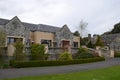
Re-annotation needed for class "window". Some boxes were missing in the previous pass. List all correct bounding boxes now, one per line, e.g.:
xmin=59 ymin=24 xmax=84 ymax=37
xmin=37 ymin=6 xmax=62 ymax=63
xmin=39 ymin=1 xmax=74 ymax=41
xmin=53 ymin=42 xmax=57 ymax=47
xmin=41 ymin=39 xmax=52 ymax=47
xmin=73 ymin=42 xmax=78 ymax=48
xmin=7 ymin=37 xmax=14 ymax=44
xmin=7 ymin=37 xmax=23 ymax=44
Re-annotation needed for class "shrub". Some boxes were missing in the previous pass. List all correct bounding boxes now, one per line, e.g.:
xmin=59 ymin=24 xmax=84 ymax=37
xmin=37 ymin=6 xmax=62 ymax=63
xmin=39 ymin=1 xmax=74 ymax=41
xmin=95 ymin=35 xmax=104 ymax=47
xmin=10 ymin=57 xmax=105 ymax=68
xmin=75 ymin=47 xmax=94 ymax=59
xmin=59 ymin=51 xmax=73 ymax=60
xmin=114 ymin=52 xmax=120 ymax=57
xmin=13 ymin=39 xmax=26 ymax=61
xmin=30 ymin=44 xmax=45 ymax=60
xmin=2 ymin=63 xmax=9 ymax=69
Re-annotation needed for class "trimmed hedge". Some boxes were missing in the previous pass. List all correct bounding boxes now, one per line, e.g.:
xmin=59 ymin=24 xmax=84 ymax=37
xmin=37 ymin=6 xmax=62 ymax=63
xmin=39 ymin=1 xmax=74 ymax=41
xmin=10 ymin=57 xmax=105 ymax=68
xmin=115 ymin=54 xmax=120 ymax=57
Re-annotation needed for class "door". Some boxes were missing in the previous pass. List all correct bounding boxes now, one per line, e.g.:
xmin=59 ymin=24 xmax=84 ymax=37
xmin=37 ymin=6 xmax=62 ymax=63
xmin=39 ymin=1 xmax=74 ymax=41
xmin=62 ymin=40 xmax=70 ymax=48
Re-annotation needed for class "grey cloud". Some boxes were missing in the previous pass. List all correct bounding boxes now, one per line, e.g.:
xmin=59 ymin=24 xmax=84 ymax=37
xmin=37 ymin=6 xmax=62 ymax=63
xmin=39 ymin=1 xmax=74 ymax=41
xmin=0 ymin=0 xmax=120 ymax=36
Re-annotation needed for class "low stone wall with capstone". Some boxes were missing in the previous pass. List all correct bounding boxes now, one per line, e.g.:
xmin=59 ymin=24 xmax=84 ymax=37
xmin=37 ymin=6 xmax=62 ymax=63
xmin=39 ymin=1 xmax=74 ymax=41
xmin=48 ymin=47 xmax=79 ymax=60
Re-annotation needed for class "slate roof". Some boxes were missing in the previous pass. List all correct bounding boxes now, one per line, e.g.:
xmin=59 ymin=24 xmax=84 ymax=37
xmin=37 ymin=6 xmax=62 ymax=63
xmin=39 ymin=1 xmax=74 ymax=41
xmin=101 ymin=33 xmax=120 ymax=45
xmin=23 ymin=22 xmax=38 ymax=31
xmin=0 ymin=18 xmax=61 ymax=33
xmin=38 ymin=24 xmax=60 ymax=33
xmin=0 ymin=18 xmax=9 ymax=25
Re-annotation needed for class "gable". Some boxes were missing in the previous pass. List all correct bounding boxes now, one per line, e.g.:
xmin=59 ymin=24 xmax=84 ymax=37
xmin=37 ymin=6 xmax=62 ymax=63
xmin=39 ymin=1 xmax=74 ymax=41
xmin=59 ymin=24 xmax=73 ymax=39
xmin=5 ymin=16 xmax=26 ymax=36
xmin=60 ymin=24 xmax=71 ymax=33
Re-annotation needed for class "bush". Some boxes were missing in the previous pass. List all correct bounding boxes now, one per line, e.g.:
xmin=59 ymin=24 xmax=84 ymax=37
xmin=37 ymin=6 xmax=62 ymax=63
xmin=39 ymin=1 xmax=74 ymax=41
xmin=75 ymin=47 xmax=94 ymax=59
xmin=2 ymin=63 xmax=9 ymax=69
xmin=59 ymin=51 xmax=72 ymax=60
xmin=13 ymin=39 xmax=26 ymax=61
xmin=30 ymin=44 xmax=45 ymax=60
xmin=114 ymin=52 xmax=120 ymax=57
xmin=10 ymin=57 xmax=105 ymax=68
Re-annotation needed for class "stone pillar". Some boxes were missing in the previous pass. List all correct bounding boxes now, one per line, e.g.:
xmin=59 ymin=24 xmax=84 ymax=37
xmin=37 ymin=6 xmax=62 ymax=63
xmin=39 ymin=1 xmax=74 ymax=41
xmin=44 ymin=44 xmax=48 ymax=54
xmin=96 ymin=46 xmax=102 ymax=57
xmin=110 ymin=49 xmax=114 ymax=58
xmin=7 ymin=44 xmax=15 ymax=57
xmin=98 ymin=50 xmax=102 ymax=57
xmin=96 ymin=46 xmax=100 ymax=50
xmin=68 ymin=45 xmax=71 ymax=53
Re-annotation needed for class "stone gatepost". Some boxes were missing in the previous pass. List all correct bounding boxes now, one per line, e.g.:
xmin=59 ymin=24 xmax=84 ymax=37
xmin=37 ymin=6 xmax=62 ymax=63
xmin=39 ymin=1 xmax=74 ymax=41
xmin=44 ymin=44 xmax=48 ymax=54
xmin=7 ymin=44 xmax=15 ymax=57
xmin=110 ymin=49 xmax=114 ymax=58
xmin=96 ymin=46 xmax=102 ymax=57
xmin=98 ymin=50 xmax=102 ymax=57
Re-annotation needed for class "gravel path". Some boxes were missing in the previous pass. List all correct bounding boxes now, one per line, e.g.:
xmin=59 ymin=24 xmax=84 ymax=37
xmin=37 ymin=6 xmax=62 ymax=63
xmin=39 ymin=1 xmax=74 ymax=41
xmin=0 ymin=58 xmax=120 ymax=79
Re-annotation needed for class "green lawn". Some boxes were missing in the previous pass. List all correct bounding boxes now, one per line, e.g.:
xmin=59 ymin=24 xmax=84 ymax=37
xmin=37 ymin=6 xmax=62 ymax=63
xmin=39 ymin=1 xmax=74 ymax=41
xmin=5 ymin=65 xmax=120 ymax=80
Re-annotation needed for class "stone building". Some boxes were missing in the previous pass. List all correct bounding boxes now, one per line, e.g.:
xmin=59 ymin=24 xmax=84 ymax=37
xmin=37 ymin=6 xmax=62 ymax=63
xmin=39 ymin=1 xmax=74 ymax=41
xmin=101 ymin=33 xmax=120 ymax=51
xmin=0 ymin=16 xmax=80 ymax=58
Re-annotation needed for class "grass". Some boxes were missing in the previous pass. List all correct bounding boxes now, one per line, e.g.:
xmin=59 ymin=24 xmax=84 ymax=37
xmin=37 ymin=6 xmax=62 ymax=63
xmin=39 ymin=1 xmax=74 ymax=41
xmin=5 ymin=65 xmax=120 ymax=80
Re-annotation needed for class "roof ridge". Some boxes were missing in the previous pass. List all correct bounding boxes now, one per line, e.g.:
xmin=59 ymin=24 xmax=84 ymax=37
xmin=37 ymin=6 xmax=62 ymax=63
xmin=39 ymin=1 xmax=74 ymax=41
xmin=0 ymin=17 xmax=61 ymax=33
xmin=38 ymin=24 xmax=61 ymax=28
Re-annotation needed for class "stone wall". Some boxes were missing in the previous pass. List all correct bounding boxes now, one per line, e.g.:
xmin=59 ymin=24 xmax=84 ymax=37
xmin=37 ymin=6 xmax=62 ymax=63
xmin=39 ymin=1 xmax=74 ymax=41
xmin=48 ymin=47 xmax=78 ymax=60
xmin=100 ymin=33 xmax=120 ymax=52
xmin=55 ymin=25 xmax=74 ymax=47
xmin=49 ymin=48 xmax=78 ymax=54
xmin=101 ymin=33 xmax=120 ymax=45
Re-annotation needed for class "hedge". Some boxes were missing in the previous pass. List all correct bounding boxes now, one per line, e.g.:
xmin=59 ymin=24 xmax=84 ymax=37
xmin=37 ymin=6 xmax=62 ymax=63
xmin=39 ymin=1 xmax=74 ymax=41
xmin=115 ymin=54 xmax=120 ymax=57
xmin=10 ymin=57 xmax=105 ymax=68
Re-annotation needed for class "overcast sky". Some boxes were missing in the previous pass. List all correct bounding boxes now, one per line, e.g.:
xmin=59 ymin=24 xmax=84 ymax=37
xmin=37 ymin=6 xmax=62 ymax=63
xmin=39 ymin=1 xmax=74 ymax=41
xmin=0 ymin=0 xmax=120 ymax=36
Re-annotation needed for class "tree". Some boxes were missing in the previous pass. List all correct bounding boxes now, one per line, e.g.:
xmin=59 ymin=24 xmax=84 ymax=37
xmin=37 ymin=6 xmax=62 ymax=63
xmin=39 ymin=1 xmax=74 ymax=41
xmin=59 ymin=51 xmax=72 ymax=60
xmin=0 ymin=28 xmax=6 ymax=63
xmin=73 ymin=31 xmax=80 ymax=36
xmin=30 ymin=44 xmax=45 ymax=60
xmin=13 ymin=39 xmax=26 ymax=61
xmin=95 ymin=35 xmax=104 ymax=47
xmin=78 ymin=20 xmax=88 ymax=37
xmin=80 ymin=37 xmax=89 ymax=46
xmin=87 ymin=41 xmax=94 ymax=48
xmin=111 ymin=22 xmax=120 ymax=34
xmin=0 ymin=28 xmax=6 ymax=47
xmin=103 ymin=22 xmax=120 ymax=35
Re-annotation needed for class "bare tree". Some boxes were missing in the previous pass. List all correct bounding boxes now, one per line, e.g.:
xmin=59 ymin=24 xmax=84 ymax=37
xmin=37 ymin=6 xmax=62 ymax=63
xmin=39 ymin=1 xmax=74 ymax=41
xmin=78 ymin=20 xmax=88 ymax=37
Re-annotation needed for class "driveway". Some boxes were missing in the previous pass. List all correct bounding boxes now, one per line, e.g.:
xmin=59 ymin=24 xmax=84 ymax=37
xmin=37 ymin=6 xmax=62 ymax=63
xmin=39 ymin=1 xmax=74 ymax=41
xmin=0 ymin=58 xmax=120 ymax=79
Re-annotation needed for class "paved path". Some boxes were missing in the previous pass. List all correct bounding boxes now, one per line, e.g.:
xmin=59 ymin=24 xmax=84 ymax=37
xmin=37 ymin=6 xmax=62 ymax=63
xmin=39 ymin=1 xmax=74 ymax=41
xmin=0 ymin=58 xmax=120 ymax=79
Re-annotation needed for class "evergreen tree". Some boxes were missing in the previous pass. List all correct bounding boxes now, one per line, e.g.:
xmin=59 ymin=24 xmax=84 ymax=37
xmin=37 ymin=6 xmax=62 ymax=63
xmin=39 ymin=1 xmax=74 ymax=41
xmin=80 ymin=37 xmax=89 ymax=46
xmin=73 ymin=31 xmax=80 ymax=36
xmin=95 ymin=35 xmax=104 ymax=47
xmin=87 ymin=41 xmax=94 ymax=48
